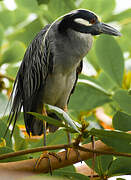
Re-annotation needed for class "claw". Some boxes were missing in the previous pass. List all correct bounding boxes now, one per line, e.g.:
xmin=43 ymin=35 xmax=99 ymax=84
xmin=34 ymin=151 xmax=61 ymax=175
xmin=65 ymin=147 xmax=82 ymax=163
xmin=74 ymin=148 xmax=82 ymax=163
xmin=65 ymin=147 xmax=70 ymax=160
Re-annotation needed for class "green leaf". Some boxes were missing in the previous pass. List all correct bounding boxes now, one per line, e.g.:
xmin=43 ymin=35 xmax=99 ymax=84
xmin=86 ymin=40 xmax=100 ymax=71
xmin=37 ymin=0 xmax=49 ymax=5
xmin=78 ymin=79 xmax=112 ymax=96
xmin=90 ymin=128 xmax=131 ymax=153
xmin=108 ymin=157 xmax=131 ymax=176
xmin=12 ymin=8 xmax=29 ymax=26
xmin=0 ymin=10 xmax=14 ymax=29
xmin=54 ymin=165 xmax=76 ymax=173
xmin=69 ymin=82 xmax=111 ymax=112
xmin=30 ymin=129 xmax=69 ymax=151
xmin=112 ymin=89 xmax=131 ymax=115
xmin=6 ymin=64 xmax=18 ymax=78
xmin=79 ymin=74 xmax=115 ymax=95
xmin=0 ymin=24 xmax=4 ymax=47
xmin=14 ymin=112 xmax=24 ymax=126
xmin=0 ymin=93 xmax=8 ymax=116
xmin=107 ymin=8 xmax=131 ymax=22
xmin=8 ymin=19 xmax=43 ymax=46
xmin=47 ymin=0 xmax=76 ymax=20
xmin=46 ymin=105 xmax=80 ymax=133
xmin=53 ymin=171 xmax=90 ymax=180
xmin=0 ymin=147 xmax=13 ymax=155
xmin=0 ymin=119 xmax=12 ymax=148
xmin=0 ymin=147 xmax=29 ymax=162
xmin=13 ymin=125 xmax=28 ymax=151
xmin=85 ymin=155 xmax=113 ymax=176
xmin=118 ymin=23 xmax=131 ymax=52
xmin=113 ymin=111 xmax=131 ymax=131
xmin=95 ymin=35 xmax=124 ymax=87
xmin=15 ymin=0 xmax=39 ymax=12
xmin=0 ymin=147 xmax=14 ymax=162
xmin=97 ymin=71 xmax=117 ymax=90
xmin=29 ymin=112 xmax=65 ymax=128
xmin=79 ymin=0 xmax=115 ymax=19
xmin=26 ymin=174 xmax=69 ymax=180
xmin=1 ymin=41 xmax=25 ymax=64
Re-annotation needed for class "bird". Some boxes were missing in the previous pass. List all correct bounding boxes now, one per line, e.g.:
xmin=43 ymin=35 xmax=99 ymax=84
xmin=6 ymin=9 xmax=121 ymax=140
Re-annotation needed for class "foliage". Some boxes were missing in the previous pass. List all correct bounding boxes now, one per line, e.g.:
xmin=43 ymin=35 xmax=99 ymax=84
xmin=0 ymin=0 xmax=131 ymax=179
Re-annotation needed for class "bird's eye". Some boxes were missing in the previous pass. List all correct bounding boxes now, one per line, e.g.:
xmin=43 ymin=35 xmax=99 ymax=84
xmin=74 ymin=18 xmax=92 ymax=26
xmin=90 ymin=18 xmax=96 ymax=24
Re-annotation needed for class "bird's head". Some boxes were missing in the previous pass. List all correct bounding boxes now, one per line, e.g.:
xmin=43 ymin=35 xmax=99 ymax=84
xmin=58 ymin=9 xmax=121 ymax=36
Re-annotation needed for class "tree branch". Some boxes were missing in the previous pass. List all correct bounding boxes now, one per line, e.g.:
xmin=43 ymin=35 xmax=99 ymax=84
xmin=0 ymin=140 xmax=131 ymax=174
xmin=0 ymin=143 xmax=72 ymax=160
xmin=0 ymin=139 xmax=131 ymax=161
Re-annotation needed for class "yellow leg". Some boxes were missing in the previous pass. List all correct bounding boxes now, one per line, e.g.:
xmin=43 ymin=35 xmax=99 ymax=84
xmin=35 ymin=151 xmax=61 ymax=174
xmin=35 ymin=105 xmax=61 ymax=174
xmin=63 ymin=105 xmax=82 ymax=162
xmin=42 ymin=105 xmax=47 ymax=146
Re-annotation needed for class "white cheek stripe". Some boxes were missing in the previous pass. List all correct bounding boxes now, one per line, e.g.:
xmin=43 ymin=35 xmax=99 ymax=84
xmin=74 ymin=18 xmax=92 ymax=26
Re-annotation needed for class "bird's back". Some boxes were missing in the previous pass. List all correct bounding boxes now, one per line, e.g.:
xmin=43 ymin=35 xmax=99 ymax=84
xmin=6 ymin=21 xmax=93 ymax=136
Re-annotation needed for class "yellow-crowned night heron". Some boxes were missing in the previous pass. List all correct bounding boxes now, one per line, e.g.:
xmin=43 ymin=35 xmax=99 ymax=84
xmin=7 ymin=9 xmax=121 ymax=138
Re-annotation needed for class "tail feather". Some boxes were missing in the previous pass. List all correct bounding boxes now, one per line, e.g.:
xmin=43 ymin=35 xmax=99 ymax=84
xmin=23 ymin=110 xmax=43 ymax=136
xmin=4 ymin=73 xmax=23 ymax=137
xmin=5 ymin=75 xmax=59 ymax=137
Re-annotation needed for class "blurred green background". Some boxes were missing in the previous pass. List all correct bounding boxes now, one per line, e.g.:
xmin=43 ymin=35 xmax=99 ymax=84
xmin=0 ymin=0 xmax=131 ymax=144
xmin=0 ymin=0 xmax=131 ymax=139
xmin=0 ymin=0 xmax=131 ymax=178
xmin=0 ymin=0 xmax=130 ymax=116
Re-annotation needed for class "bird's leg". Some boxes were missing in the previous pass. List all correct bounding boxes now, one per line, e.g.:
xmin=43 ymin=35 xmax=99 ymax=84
xmin=91 ymin=135 xmax=96 ymax=180
xmin=43 ymin=121 xmax=46 ymax=146
xmin=65 ymin=133 xmax=82 ymax=162
xmin=65 ymin=131 xmax=71 ymax=160
xmin=64 ymin=105 xmax=73 ymax=160
xmin=35 ymin=105 xmax=61 ymax=173
xmin=63 ymin=105 xmax=70 ymax=143
xmin=64 ymin=105 xmax=81 ymax=162
xmin=42 ymin=106 xmax=47 ymax=146
xmin=67 ymin=131 xmax=71 ymax=144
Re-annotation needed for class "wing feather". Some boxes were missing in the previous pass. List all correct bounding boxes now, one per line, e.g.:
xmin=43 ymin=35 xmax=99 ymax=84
xmin=5 ymin=24 xmax=53 ymax=136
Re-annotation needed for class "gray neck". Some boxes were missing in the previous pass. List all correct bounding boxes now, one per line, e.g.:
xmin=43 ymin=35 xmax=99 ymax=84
xmin=49 ymin=26 xmax=93 ymax=74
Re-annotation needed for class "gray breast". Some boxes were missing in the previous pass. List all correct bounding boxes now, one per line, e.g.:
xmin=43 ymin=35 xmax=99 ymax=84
xmin=43 ymin=27 xmax=93 ymax=108
xmin=49 ymin=26 xmax=93 ymax=74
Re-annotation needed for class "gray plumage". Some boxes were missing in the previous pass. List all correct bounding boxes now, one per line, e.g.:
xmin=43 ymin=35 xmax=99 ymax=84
xmin=6 ymin=9 xmax=121 ymax=136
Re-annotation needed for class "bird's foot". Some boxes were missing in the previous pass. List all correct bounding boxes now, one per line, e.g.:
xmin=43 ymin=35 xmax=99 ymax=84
xmin=65 ymin=145 xmax=82 ymax=163
xmin=35 ymin=151 xmax=61 ymax=175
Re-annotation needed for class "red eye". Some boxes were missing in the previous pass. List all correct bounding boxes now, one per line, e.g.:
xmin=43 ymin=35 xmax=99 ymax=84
xmin=90 ymin=19 xmax=96 ymax=24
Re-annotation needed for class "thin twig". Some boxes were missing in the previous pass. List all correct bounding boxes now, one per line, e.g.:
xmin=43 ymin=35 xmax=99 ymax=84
xmin=91 ymin=136 xmax=96 ymax=180
xmin=0 ymin=142 xmax=131 ymax=161
xmin=0 ymin=143 xmax=73 ymax=160
xmin=77 ymin=146 xmax=131 ymax=157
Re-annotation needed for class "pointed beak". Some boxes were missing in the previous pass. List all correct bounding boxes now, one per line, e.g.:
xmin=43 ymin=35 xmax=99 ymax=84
xmin=99 ymin=22 xmax=122 ymax=36
xmin=90 ymin=21 xmax=122 ymax=36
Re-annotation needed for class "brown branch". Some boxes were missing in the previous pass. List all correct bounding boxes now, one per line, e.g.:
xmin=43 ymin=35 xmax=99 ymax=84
xmin=78 ymin=146 xmax=131 ymax=157
xmin=0 ymin=143 xmax=72 ymax=160
xmin=0 ymin=140 xmax=131 ymax=174
xmin=0 ymin=140 xmax=131 ymax=161
xmin=1 ymin=140 xmax=131 ymax=161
